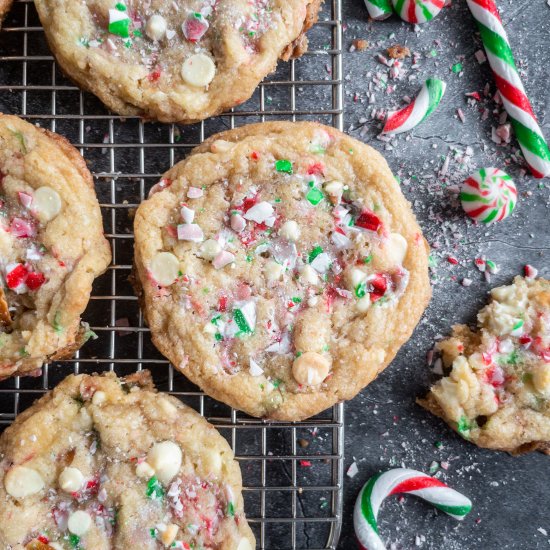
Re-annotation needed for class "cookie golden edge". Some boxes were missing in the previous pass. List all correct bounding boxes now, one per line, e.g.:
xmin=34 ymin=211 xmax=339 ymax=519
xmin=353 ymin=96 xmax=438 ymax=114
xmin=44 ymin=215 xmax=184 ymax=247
xmin=0 ymin=0 xmax=12 ymax=29
xmin=418 ymin=276 xmax=550 ymax=456
xmin=34 ymin=0 xmax=322 ymax=124
xmin=0 ymin=114 xmax=111 ymax=380
xmin=133 ymin=121 xmax=432 ymax=421
xmin=0 ymin=370 xmax=256 ymax=549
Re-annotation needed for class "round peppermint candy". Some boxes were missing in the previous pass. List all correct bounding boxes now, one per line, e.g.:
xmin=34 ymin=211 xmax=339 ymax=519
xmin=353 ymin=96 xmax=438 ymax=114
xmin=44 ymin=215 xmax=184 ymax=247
xmin=460 ymin=168 xmax=517 ymax=225
xmin=392 ymin=0 xmax=445 ymax=24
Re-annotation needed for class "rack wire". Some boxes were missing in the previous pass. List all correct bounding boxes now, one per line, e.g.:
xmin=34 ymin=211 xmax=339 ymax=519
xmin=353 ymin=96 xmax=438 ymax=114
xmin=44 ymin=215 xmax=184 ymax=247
xmin=0 ymin=1 xmax=344 ymax=548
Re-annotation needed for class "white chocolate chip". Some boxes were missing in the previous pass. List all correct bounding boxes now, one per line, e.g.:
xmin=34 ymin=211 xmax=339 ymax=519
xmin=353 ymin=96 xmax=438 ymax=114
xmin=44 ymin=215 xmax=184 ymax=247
xmin=356 ymin=296 xmax=371 ymax=312
xmin=279 ymin=220 xmax=300 ymax=241
xmin=198 ymin=239 xmax=222 ymax=261
xmin=181 ymin=53 xmax=216 ymax=87
xmin=264 ymin=260 xmax=284 ymax=282
xmin=161 ymin=524 xmax=179 ymax=547
xmin=4 ymin=466 xmax=44 ymax=499
xmin=145 ymin=14 xmax=167 ymax=41
xmin=386 ymin=233 xmax=408 ymax=265
xmin=292 ymin=352 xmax=331 ymax=386
xmin=150 ymin=252 xmax=180 ymax=286
xmin=299 ymin=265 xmax=319 ymax=285
xmin=68 ymin=510 xmax=92 ymax=536
xmin=203 ymin=321 xmax=218 ymax=334
xmin=59 ymin=467 xmax=85 ymax=493
xmin=532 ymin=364 xmax=550 ymax=398
xmin=147 ymin=441 xmax=182 ymax=485
xmin=210 ymin=140 xmax=233 ymax=153
xmin=202 ymin=449 xmax=223 ymax=475
xmin=323 ymin=180 xmax=344 ymax=204
xmin=32 ymin=186 xmax=62 ymax=222
xmin=92 ymin=390 xmax=106 ymax=406
xmin=236 ymin=538 xmax=254 ymax=550
xmin=136 ymin=461 xmax=156 ymax=479
xmin=159 ymin=398 xmax=178 ymax=418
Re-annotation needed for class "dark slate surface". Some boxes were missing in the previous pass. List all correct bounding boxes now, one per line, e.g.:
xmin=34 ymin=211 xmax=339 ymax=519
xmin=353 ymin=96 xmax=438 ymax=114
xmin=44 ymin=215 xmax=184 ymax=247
xmin=338 ymin=1 xmax=549 ymax=549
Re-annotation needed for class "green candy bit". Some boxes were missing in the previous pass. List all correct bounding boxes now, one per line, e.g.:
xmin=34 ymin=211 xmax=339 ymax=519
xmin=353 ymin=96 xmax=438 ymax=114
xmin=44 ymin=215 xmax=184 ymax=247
xmin=291 ymin=297 xmax=302 ymax=304
xmin=83 ymin=328 xmax=98 ymax=342
xmin=275 ymin=159 xmax=293 ymax=174
xmin=354 ymin=282 xmax=366 ymax=298
xmin=234 ymin=309 xmax=252 ymax=334
xmin=452 ymin=62 xmax=463 ymax=73
xmin=306 ymin=187 xmax=324 ymax=205
xmin=53 ymin=311 xmax=63 ymax=334
xmin=10 ymin=130 xmax=27 ymax=153
xmin=227 ymin=501 xmax=235 ymax=517
xmin=214 ymin=333 xmax=223 ymax=342
xmin=67 ymin=534 xmax=81 ymax=549
xmin=109 ymin=5 xmax=130 ymax=38
xmin=363 ymin=254 xmax=373 ymax=264
xmin=428 ymin=254 xmax=438 ymax=268
xmin=512 ymin=319 xmax=524 ymax=332
xmin=150 ymin=528 xmax=157 ymax=539
xmin=310 ymin=144 xmax=326 ymax=154
xmin=145 ymin=476 xmax=164 ymax=499
xmin=308 ymin=245 xmax=323 ymax=263
xmin=457 ymin=415 xmax=471 ymax=438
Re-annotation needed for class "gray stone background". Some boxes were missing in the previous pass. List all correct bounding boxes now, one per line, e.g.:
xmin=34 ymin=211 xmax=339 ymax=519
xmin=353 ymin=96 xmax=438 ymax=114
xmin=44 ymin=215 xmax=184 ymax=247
xmin=339 ymin=0 xmax=549 ymax=549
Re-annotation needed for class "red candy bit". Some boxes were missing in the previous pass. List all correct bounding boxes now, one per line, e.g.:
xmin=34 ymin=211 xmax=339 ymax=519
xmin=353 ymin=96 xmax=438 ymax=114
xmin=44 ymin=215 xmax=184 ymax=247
xmin=355 ymin=209 xmax=382 ymax=232
xmin=447 ymin=255 xmax=459 ymax=265
xmin=182 ymin=14 xmax=209 ymax=42
xmin=217 ymin=294 xmax=228 ymax=312
xmin=147 ymin=68 xmax=162 ymax=82
xmin=18 ymin=191 xmax=33 ymax=208
xmin=165 ymin=224 xmax=178 ymax=238
xmin=369 ymin=273 xmax=388 ymax=302
xmin=6 ymin=263 xmax=28 ymax=289
xmin=250 ymin=151 xmax=260 ymax=160
xmin=523 ymin=264 xmax=538 ymax=279
xmin=37 ymin=535 xmax=50 ymax=544
xmin=25 ymin=271 xmax=46 ymax=291
xmin=10 ymin=217 xmax=35 ymax=238
xmin=242 ymin=194 xmax=257 ymax=212
xmin=519 ymin=335 xmax=532 ymax=347
xmin=300 ymin=460 xmax=312 ymax=467
xmin=485 ymin=365 xmax=505 ymax=387
xmin=481 ymin=351 xmax=493 ymax=366
xmin=306 ymin=161 xmax=325 ymax=176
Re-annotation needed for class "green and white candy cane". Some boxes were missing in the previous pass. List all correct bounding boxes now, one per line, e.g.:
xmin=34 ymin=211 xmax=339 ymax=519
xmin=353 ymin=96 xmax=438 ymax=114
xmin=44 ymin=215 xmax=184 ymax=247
xmin=382 ymin=78 xmax=446 ymax=135
xmin=392 ymin=0 xmax=445 ymax=24
xmin=466 ymin=0 xmax=550 ymax=178
xmin=364 ymin=0 xmax=393 ymax=20
xmin=354 ymin=468 xmax=472 ymax=550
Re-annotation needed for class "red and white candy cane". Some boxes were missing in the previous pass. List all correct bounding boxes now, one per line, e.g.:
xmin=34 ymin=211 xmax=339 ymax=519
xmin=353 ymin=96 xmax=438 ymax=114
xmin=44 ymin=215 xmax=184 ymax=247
xmin=466 ymin=0 xmax=550 ymax=178
xmin=364 ymin=0 xmax=393 ymax=20
xmin=354 ymin=468 xmax=472 ymax=550
xmin=382 ymin=78 xmax=446 ymax=135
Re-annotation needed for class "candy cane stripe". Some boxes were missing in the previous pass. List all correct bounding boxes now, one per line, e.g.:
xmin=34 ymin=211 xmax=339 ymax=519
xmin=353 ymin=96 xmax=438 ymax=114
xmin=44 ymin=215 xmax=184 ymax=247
xmin=364 ymin=0 xmax=393 ymax=20
xmin=389 ymin=476 xmax=446 ymax=494
xmin=466 ymin=0 xmax=550 ymax=178
xmin=392 ymin=0 xmax=444 ymax=24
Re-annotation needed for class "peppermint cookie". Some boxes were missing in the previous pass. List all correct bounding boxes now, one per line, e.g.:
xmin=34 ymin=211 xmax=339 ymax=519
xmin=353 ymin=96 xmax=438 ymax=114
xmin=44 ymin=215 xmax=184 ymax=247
xmin=0 ymin=370 xmax=255 ymax=550
xmin=0 ymin=114 xmax=111 ymax=380
xmin=133 ymin=122 xmax=431 ymax=420
xmin=420 ymin=276 xmax=550 ymax=454
xmin=34 ymin=0 xmax=321 ymax=124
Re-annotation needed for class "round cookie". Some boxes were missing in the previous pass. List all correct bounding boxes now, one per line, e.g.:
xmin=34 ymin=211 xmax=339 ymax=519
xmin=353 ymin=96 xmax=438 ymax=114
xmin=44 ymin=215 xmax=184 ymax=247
xmin=133 ymin=121 xmax=431 ymax=420
xmin=34 ymin=0 xmax=321 ymax=124
xmin=0 ymin=114 xmax=111 ymax=380
xmin=420 ymin=276 xmax=550 ymax=454
xmin=0 ymin=370 xmax=255 ymax=550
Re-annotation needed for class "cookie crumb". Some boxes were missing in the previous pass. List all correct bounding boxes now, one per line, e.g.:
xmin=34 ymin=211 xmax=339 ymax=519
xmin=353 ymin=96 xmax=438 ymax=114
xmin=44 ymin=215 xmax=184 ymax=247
xmin=353 ymin=39 xmax=369 ymax=51
xmin=387 ymin=45 xmax=411 ymax=59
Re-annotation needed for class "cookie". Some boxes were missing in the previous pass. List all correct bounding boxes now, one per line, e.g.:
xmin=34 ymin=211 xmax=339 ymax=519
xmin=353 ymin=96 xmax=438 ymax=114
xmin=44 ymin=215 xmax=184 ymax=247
xmin=0 ymin=370 xmax=255 ymax=550
xmin=133 ymin=121 xmax=431 ymax=420
xmin=34 ymin=0 xmax=321 ymax=124
xmin=0 ymin=0 xmax=12 ymax=28
xmin=420 ymin=276 xmax=550 ymax=454
xmin=0 ymin=114 xmax=111 ymax=380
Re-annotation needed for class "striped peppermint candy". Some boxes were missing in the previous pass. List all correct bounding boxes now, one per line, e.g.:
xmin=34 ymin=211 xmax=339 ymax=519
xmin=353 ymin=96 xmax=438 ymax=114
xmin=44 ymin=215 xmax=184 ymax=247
xmin=466 ymin=0 xmax=550 ymax=178
xmin=392 ymin=0 xmax=445 ymax=24
xmin=364 ymin=0 xmax=393 ymax=20
xmin=382 ymin=78 xmax=446 ymax=135
xmin=354 ymin=468 xmax=472 ymax=550
xmin=460 ymin=167 xmax=517 ymax=224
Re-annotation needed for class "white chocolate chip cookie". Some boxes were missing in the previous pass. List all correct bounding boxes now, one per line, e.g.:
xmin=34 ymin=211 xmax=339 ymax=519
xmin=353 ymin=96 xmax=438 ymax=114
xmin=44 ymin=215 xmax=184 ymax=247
xmin=133 ymin=122 xmax=431 ymax=420
xmin=34 ymin=0 xmax=321 ymax=123
xmin=0 ymin=114 xmax=111 ymax=380
xmin=0 ymin=371 xmax=255 ymax=549
xmin=420 ymin=276 xmax=550 ymax=454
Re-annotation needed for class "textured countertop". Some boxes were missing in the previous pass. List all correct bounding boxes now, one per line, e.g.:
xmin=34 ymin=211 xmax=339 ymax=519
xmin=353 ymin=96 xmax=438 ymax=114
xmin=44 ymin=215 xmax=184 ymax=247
xmin=338 ymin=1 xmax=549 ymax=548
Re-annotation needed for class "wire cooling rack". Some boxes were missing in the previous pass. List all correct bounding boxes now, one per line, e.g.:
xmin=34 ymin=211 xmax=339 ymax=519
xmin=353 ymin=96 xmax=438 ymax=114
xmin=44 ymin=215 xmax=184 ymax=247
xmin=0 ymin=1 xmax=344 ymax=548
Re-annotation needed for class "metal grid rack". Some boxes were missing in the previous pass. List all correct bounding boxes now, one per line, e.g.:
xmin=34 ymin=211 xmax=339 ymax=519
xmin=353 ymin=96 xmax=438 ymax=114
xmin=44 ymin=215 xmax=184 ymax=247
xmin=0 ymin=1 xmax=344 ymax=548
